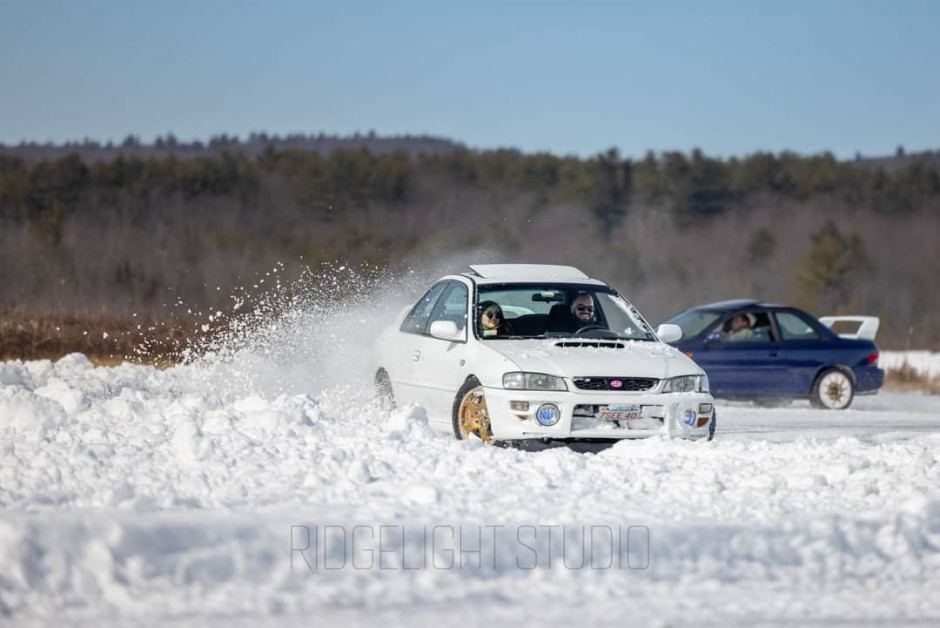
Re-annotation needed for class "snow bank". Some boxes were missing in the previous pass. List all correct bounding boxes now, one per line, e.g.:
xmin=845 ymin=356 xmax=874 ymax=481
xmin=881 ymin=351 xmax=940 ymax=378
xmin=2 ymin=355 xmax=940 ymax=625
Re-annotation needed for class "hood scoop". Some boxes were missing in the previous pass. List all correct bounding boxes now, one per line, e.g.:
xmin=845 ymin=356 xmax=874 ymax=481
xmin=554 ymin=341 xmax=625 ymax=349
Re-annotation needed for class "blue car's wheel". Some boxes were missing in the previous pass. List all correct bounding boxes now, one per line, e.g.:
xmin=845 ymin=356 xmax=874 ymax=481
xmin=811 ymin=369 xmax=855 ymax=410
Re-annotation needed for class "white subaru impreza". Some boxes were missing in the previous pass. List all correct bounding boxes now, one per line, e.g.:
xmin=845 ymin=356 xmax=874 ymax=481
xmin=375 ymin=264 xmax=716 ymax=444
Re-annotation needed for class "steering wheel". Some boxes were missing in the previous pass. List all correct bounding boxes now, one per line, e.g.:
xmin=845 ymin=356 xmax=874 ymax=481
xmin=574 ymin=324 xmax=608 ymax=335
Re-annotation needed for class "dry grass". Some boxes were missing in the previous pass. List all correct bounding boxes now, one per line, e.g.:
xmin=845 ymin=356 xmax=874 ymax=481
xmin=884 ymin=360 xmax=940 ymax=395
xmin=0 ymin=314 xmax=199 ymax=366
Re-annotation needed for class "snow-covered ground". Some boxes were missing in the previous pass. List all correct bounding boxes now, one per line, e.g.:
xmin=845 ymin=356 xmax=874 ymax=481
xmin=3 ymin=355 xmax=939 ymax=627
xmin=2 ymin=271 xmax=940 ymax=627
xmin=881 ymin=351 xmax=940 ymax=378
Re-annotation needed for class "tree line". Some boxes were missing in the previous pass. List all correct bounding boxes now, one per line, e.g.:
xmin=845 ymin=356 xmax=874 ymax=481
xmin=4 ymin=145 xmax=938 ymax=223
xmin=1 ymin=141 xmax=939 ymax=349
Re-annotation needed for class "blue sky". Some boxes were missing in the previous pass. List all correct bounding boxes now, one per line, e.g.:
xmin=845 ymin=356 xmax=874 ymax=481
xmin=0 ymin=0 xmax=937 ymax=158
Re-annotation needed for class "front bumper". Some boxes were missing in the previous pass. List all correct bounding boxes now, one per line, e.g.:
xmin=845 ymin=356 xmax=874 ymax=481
xmin=483 ymin=386 xmax=715 ymax=441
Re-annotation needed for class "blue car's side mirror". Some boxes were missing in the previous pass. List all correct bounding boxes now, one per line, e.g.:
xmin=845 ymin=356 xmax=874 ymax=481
xmin=705 ymin=332 xmax=722 ymax=344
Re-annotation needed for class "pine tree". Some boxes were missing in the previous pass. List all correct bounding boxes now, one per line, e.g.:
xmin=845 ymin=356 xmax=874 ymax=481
xmin=792 ymin=221 xmax=870 ymax=313
xmin=746 ymin=227 xmax=776 ymax=264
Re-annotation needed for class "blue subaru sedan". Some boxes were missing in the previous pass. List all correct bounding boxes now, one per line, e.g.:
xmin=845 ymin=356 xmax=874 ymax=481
xmin=663 ymin=299 xmax=884 ymax=409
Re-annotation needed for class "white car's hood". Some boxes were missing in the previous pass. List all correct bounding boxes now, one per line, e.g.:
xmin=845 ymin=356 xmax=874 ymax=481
xmin=486 ymin=339 xmax=700 ymax=380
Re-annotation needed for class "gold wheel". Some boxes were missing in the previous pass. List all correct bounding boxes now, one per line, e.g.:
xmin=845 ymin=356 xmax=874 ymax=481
xmin=458 ymin=385 xmax=493 ymax=443
xmin=375 ymin=370 xmax=395 ymax=410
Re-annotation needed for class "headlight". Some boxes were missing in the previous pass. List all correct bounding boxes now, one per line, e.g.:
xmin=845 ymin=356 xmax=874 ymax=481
xmin=502 ymin=372 xmax=568 ymax=391
xmin=662 ymin=374 xmax=708 ymax=393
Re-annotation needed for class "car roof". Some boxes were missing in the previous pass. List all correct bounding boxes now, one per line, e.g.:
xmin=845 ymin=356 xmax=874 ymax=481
xmin=692 ymin=298 xmax=779 ymax=311
xmin=464 ymin=264 xmax=606 ymax=286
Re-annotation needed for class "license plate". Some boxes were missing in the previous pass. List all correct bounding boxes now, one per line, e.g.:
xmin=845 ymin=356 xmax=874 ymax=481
xmin=598 ymin=405 xmax=640 ymax=420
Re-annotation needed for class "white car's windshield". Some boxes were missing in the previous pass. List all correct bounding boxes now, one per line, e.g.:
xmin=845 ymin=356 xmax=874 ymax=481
xmin=475 ymin=284 xmax=656 ymax=341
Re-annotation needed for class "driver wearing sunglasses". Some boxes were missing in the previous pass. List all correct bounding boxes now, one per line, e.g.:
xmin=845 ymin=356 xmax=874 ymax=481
xmin=570 ymin=292 xmax=597 ymax=327
xmin=478 ymin=300 xmax=514 ymax=337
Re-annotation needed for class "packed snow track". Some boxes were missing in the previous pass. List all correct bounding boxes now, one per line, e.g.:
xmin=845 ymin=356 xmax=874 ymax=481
xmin=2 ymin=355 xmax=940 ymax=626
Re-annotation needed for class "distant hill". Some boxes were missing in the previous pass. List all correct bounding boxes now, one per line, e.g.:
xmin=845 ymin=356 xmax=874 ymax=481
xmin=2 ymin=134 xmax=937 ymax=170
xmin=0 ymin=132 xmax=465 ymax=163
xmin=857 ymin=148 xmax=940 ymax=171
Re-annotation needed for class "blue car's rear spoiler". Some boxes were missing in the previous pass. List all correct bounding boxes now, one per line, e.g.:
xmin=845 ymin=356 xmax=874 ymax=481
xmin=818 ymin=316 xmax=880 ymax=341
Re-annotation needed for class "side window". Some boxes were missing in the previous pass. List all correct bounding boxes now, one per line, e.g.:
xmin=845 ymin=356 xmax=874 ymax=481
xmin=710 ymin=311 xmax=775 ymax=343
xmin=400 ymin=282 xmax=449 ymax=335
xmin=775 ymin=311 xmax=821 ymax=341
xmin=428 ymin=282 xmax=469 ymax=340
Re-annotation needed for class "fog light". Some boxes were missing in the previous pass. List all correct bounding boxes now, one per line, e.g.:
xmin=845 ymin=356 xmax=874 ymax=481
xmin=510 ymin=401 xmax=529 ymax=411
xmin=698 ymin=403 xmax=713 ymax=414
xmin=696 ymin=416 xmax=710 ymax=427
xmin=536 ymin=403 xmax=561 ymax=426
xmin=683 ymin=409 xmax=696 ymax=426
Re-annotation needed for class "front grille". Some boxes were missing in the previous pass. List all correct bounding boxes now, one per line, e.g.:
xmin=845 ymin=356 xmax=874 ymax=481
xmin=572 ymin=377 xmax=658 ymax=392
xmin=571 ymin=416 xmax=664 ymax=432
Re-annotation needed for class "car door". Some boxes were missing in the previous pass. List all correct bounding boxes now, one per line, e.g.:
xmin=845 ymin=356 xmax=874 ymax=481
xmin=410 ymin=280 xmax=471 ymax=426
xmin=772 ymin=309 xmax=830 ymax=395
xmin=691 ymin=309 xmax=785 ymax=397
xmin=392 ymin=281 xmax=450 ymax=405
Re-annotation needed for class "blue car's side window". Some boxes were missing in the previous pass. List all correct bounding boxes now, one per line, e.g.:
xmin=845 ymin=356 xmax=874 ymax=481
xmin=775 ymin=312 xmax=821 ymax=341
xmin=713 ymin=311 xmax=776 ymax=343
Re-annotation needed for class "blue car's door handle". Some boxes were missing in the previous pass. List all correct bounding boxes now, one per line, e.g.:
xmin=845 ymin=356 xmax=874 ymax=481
xmin=768 ymin=351 xmax=779 ymax=357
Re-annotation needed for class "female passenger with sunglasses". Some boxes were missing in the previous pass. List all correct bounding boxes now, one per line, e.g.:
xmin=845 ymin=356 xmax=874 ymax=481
xmin=478 ymin=301 xmax=514 ymax=337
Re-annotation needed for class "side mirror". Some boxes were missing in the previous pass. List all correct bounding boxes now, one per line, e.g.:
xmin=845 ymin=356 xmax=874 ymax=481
xmin=656 ymin=323 xmax=682 ymax=344
xmin=429 ymin=320 xmax=464 ymax=342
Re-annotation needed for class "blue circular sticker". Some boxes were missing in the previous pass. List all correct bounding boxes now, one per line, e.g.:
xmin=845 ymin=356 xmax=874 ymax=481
xmin=536 ymin=404 xmax=561 ymax=426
